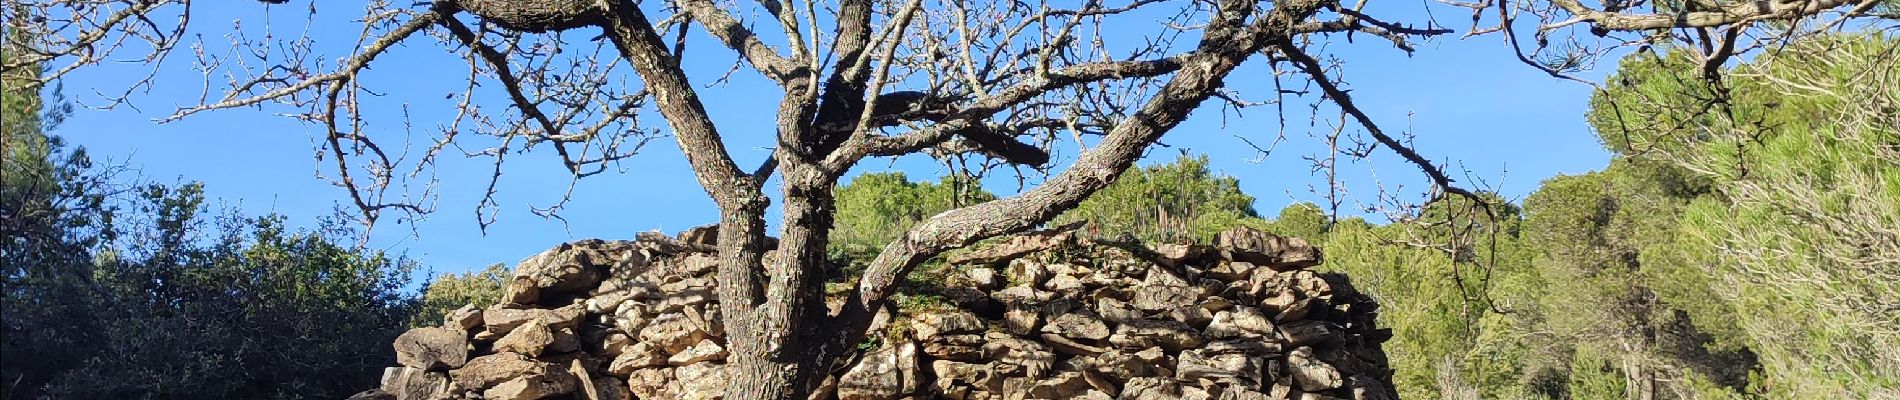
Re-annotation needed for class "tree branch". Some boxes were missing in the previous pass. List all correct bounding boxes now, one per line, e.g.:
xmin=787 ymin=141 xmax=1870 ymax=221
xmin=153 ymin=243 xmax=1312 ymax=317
xmin=1275 ymin=40 xmax=1487 ymax=204
xmin=824 ymin=56 xmax=1191 ymax=168
xmin=677 ymin=0 xmax=807 ymax=85
xmin=1547 ymin=0 xmax=1864 ymax=30
xmin=601 ymin=0 xmax=749 ymax=204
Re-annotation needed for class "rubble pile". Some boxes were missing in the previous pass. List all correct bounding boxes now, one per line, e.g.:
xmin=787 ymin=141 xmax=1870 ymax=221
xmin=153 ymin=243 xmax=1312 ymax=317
xmin=350 ymin=226 xmax=1397 ymax=400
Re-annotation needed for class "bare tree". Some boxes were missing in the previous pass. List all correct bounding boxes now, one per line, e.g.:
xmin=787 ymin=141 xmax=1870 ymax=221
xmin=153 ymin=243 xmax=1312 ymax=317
xmin=3 ymin=0 xmax=1887 ymax=397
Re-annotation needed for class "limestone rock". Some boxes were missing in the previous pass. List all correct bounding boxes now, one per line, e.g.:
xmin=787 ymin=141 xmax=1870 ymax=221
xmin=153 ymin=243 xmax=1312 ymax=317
xmin=444 ymin=304 xmax=483 ymax=331
xmin=1109 ymin=319 xmax=1204 ymax=351
xmin=639 ymin=312 xmax=708 ymax=353
xmin=666 ymin=338 xmax=727 ymax=365
xmin=675 ymin=362 xmax=727 ymax=400
xmin=1132 ymin=285 xmax=1201 ymax=312
xmin=1280 ymin=320 xmax=1341 ymax=347
xmin=454 ymin=352 xmax=548 ymax=390
xmin=494 ymin=320 xmax=556 ymax=357
xmin=393 ymin=327 xmax=468 ymax=370
xmin=380 ymin=367 xmax=450 ymax=400
xmin=606 ymin=342 xmax=666 ymax=375
xmin=1215 ymin=226 xmax=1321 ymax=271
xmin=344 ymin=389 xmax=396 ymax=400
xmin=484 ymin=305 xmax=585 ymax=335
xmin=483 ymin=367 xmax=578 ymax=400
xmin=677 ymin=224 xmax=719 ymax=247
xmin=624 ymin=368 xmax=674 ymax=400
xmin=966 ymin=267 xmax=1002 ymax=290
xmin=1288 ymin=347 xmax=1342 ymax=391
xmin=838 ymin=341 xmax=919 ymax=400
xmin=509 ymin=240 xmax=620 ymax=305
xmin=1043 ymin=308 xmax=1110 ymax=341
xmin=591 ymin=376 xmax=632 ymax=400
xmin=910 ymin=311 xmax=986 ymax=342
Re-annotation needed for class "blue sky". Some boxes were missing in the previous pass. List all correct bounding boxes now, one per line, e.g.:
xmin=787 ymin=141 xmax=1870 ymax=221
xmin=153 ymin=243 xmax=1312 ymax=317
xmin=50 ymin=1 xmax=1612 ymax=275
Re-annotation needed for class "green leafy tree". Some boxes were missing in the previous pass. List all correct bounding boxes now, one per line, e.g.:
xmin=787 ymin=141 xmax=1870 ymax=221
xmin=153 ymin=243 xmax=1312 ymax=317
xmin=831 ymin=172 xmax=995 ymax=262
xmin=1055 ymin=154 xmax=1266 ymax=242
xmin=414 ymin=263 xmax=511 ymax=326
xmin=1589 ymin=35 xmax=1900 ymax=397
xmin=4 ymin=42 xmax=425 ymax=398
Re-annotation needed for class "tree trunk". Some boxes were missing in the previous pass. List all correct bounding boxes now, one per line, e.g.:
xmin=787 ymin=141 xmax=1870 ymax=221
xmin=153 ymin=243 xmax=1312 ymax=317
xmin=722 ymin=168 xmax=837 ymax=400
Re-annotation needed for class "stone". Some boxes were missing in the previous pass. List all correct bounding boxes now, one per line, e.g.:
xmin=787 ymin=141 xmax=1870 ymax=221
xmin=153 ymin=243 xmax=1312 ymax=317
xmin=1084 ymin=349 xmax=1164 ymax=378
xmin=1149 ymin=243 xmax=1209 ymax=265
xmin=393 ymin=327 xmax=468 ymax=370
xmin=677 ymin=224 xmax=719 ymax=247
xmin=1278 ymin=298 xmax=1316 ymax=322
xmin=639 ymin=312 xmax=709 ymax=353
xmin=585 ymin=289 xmax=634 ymax=314
xmin=484 ymin=304 xmax=586 ymax=335
xmin=1095 ymin=296 xmax=1142 ymax=322
xmin=910 ymin=311 xmax=986 ymax=342
xmin=380 ymin=366 xmax=449 ymax=400
xmin=922 ymin=334 xmax=987 ymax=361
xmin=483 ymin=367 xmax=579 ymax=400
xmin=1024 ymin=371 xmax=1092 ymax=399
xmin=1176 ymin=349 xmax=1262 ymax=385
xmin=1261 ymin=289 xmax=1300 ymax=313
xmin=1043 ymin=308 xmax=1110 ymax=341
xmin=344 ymin=389 xmax=396 ymax=400
xmin=984 ymin=333 xmax=1056 ymax=377
xmin=966 ymin=267 xmax=1001 ymax=290
xmin=1003 ymin=307 xmax=1041 ymax=335
xmin=1215 ymin=226 xmax=1321 ymax=270
xmin=1041 ymin=333 xmax=1109 ymax=356
xmin=1207 ymin=261 xmax=1256 ymax=281
xmin=1205 ymin=339 xmax=1280 ymax=356
xmin=838 ymin=341 xmax=918 ymax=400
xmin=993 ymin=285 xmax=1056 ymax=304
xmin=1221 ymin=387 xmax=1276 ymax=400
xmin=1288 ymin=347 xmax=1342 ymax=391
xmin=444 ymin=304 xmax=483 ymax=330
xmin=551 ymin=328 xmax=582 ymax=354
xmin=1170 ymin=304 xmax=1215 ymax=328
xmin=675 ymin=362 xmax=727 ymax=400
xmin=454 ymin=352 xmax=549 ymax=390
xmin=1121 ymin=377 xmax=1181 ymax=400
xmin=1044 ymin=273 xmax=1087 ymax=293
xmin=607 ymin=342 xmax=666 ymax=375
xmin=509 ymin=240 xmax=620 ymax=305
xmin=624 ymin=368 xmax=674 ymax=400
xmin=1131 ymin=285 xmax=1201 ymax=312
xmin=612 ymin=301 xmax=653 ymax=334
xmin=666 ymin=338 xmax=728 ymax=365
xmin=1006 ymin=259 xmax=1051 ymax=287
xmin=567 ymin=360 xmax=600 ymax=400
xmin=494 ymin=320 xmax=557 ymax=356
xmin=932 ymin=360 xmax=998 ymax=395
xmin=1280 ymin=320 xmax=1341 ymax=347
xmin=1109 ymin=319 xmax=1203 ymax=351
xmin=1229 ymin=306 xmax=1277 ymax=335
xmin=591 ymin=377 xmax=632 ymax=400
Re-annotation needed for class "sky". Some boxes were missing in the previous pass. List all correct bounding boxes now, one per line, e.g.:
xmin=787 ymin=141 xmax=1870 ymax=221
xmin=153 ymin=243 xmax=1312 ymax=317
xmin=49 ymin=1 xmax=1614 ymax=275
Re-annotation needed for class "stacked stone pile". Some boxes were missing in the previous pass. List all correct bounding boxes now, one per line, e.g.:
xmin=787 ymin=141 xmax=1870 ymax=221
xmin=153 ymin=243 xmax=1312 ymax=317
xmin=349 ymin=226 xmax=1397 ymax=400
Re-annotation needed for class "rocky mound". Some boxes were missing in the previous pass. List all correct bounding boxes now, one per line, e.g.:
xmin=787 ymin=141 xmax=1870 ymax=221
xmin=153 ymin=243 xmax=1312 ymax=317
xmin=350 ymin=226 xmax=1397 ymax=400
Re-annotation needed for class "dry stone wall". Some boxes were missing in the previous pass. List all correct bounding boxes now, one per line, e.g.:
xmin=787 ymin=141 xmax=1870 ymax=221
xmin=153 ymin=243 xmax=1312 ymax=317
xmin=349 ymin=226 xmax=1397 ymax=400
